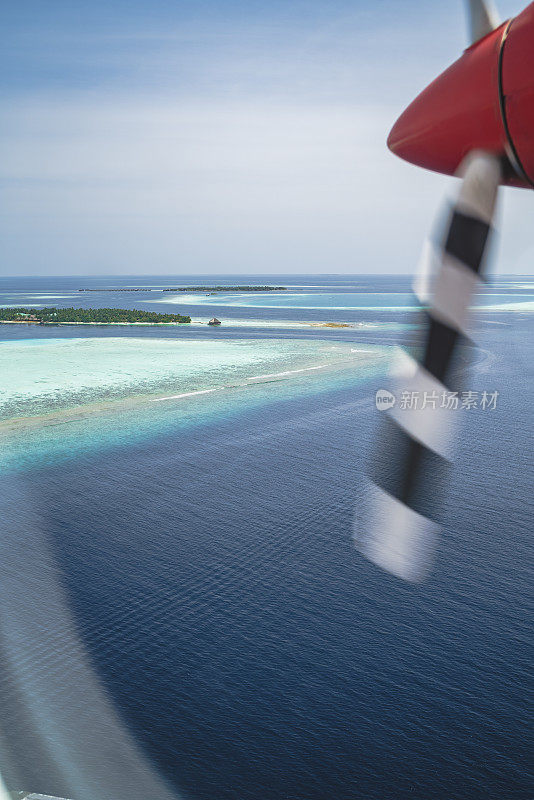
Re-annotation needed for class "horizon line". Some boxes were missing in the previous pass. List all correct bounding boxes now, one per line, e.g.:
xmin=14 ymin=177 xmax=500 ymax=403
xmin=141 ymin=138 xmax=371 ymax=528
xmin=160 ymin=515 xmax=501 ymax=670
xmin=0 ymin=272 xmax=531 ymax=279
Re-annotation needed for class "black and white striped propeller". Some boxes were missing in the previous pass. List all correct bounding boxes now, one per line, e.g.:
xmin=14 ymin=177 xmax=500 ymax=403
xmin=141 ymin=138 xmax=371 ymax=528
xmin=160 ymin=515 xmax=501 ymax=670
xmin=356 ymin=0 xmax=504 ymax=582
xmin=356 ymin=152 xmax=501 ymax=582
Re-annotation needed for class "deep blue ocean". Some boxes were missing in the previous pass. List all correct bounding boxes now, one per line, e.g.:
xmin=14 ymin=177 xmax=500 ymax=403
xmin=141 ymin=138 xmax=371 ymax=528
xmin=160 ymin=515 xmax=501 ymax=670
xmin=0 ymin=274 xmax=532 ymax=799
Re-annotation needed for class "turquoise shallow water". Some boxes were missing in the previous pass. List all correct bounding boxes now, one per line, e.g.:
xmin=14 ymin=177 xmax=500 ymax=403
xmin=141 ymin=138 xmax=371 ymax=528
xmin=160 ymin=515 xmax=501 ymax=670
xmin=0 ymin=336 xmax=375 ymax=416
xmin=0 ymin=334 xmax=391 ymax=473
xmin=148 ymin=290 xmax=534 ymax=311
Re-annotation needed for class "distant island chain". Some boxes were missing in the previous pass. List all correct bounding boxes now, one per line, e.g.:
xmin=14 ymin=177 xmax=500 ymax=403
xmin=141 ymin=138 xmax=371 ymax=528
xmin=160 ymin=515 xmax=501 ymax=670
xmin=78 ymin=285 xmax=287 ymax=293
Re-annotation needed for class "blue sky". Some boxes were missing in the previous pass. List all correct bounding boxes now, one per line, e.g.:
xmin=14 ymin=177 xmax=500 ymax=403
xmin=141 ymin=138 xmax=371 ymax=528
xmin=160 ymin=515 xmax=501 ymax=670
xmin=1 ymin=0 xmax=530 ymax=275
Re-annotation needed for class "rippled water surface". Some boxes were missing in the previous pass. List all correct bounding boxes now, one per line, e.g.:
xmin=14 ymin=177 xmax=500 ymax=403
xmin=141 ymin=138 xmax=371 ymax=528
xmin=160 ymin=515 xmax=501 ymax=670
xmin=0 ymin=275 xmax=532 ymax=799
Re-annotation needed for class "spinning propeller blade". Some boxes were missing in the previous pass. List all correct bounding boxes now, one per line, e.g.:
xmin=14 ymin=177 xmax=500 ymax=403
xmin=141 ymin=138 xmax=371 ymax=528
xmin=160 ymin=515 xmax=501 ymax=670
xmin=356 ymin=151 xmax=501 ymax=582
xmin=466 ymin=0 xmax=500 ymax=44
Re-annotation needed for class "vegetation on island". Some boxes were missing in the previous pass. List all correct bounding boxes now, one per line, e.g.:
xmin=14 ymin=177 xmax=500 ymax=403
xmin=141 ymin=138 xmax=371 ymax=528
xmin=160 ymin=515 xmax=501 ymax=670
xmin=0 ymin=307 xmax=192 ymax=324
xmin=78 ymin=285 xmax=287 ymax=292
xmin=161 ymin=286 xmax=287 ymax=292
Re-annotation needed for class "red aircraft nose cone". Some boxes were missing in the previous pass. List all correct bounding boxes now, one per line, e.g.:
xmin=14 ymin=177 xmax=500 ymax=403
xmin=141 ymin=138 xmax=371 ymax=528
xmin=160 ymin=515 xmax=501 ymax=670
xmin=387 ymin=24 xmax=507 ymax=178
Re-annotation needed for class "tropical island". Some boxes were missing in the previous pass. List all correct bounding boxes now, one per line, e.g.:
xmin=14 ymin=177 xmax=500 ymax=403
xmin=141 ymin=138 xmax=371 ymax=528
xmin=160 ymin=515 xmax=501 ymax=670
xmin=0 ymin=307 xmax=192 ymax=324
xmin=77 ymin=285 xmax=287 ymax=292
xmin=161 ymin=286 xmax=287 ymax=292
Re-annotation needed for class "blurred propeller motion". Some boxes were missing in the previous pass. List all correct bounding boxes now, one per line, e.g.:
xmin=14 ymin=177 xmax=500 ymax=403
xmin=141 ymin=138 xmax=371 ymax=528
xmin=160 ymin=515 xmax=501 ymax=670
xmin=356 ymin=0 xmax=534 ymax=581
xmin=467 ymin=0 xmax=500 ymax=44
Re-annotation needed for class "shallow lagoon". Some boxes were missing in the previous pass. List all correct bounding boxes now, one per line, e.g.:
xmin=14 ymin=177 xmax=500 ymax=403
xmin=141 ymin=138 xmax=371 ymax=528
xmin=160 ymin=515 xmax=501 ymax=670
xmin=0 ymin=333 xmax=392 ymax=473
xmin=0 ymin=336 xmax=386 ymax=418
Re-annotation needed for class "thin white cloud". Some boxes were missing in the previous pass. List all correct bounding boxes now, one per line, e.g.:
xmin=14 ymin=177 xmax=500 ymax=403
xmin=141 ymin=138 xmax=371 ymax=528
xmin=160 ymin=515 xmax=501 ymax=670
xmin=1 ymin=96 xmax=446 ymax=274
